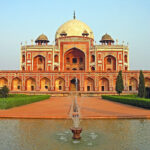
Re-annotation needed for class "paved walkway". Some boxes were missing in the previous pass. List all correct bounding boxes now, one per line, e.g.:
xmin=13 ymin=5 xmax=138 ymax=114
xmin=0 ymin=97 xmax=150 ymax=119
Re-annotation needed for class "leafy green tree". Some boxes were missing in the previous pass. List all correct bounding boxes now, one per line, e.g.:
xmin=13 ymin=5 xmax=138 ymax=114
xmin=115 ymin=71 xmax=124 ymax=95
xmin=138 ymin=70 xmax=145 ymax=97
xmin=0 ymin=86 xmax=9 ymax=98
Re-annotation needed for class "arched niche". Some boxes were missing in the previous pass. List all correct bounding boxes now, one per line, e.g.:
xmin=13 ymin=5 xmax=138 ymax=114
xmin=22 ymin=66 xmax=25 ymax=71
xmin=70 ymin=78 xmax=80 ymax=91
xmin=99 ymin=78 xmax=109 ymax=91
xmin=25 ymin=77 xmax=36 ymax=91
xmin=40 ymin=77 xmax=50 ymax=91
xmin=54 ymin=66 xmax=58 ymax=71
xmin=0 ymin=77 xmax=8 ymax=88
xmin=91 ymin=66 xmax=95 ymax=72
xmin=12 ymin=77 xmax=22 ymax=91
xmin=22 ymin=55 xmax=25 ymax=63
xmin=91 ymin=55 xmax=95 ymax=62
xmin=84 ymin=77 xmax=94 ymax=91
xmin=124 ymin=55 xmax=128 ymax=63
xmin=104 ymin=55 xmax=116 ymax=71
xmin=54 ymin=55 xmax=59 ymax=63
xmin=33 ymin=55 xmax=45 ymax=71
xmin=55 ymin=78 xmax=65 ymax=91
xmin=128 ymin=77 xmax=138 ymax=91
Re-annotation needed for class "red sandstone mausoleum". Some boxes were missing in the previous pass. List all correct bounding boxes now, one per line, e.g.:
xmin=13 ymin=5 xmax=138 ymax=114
xmin=0 ymin=15 xmax=150 ymax=96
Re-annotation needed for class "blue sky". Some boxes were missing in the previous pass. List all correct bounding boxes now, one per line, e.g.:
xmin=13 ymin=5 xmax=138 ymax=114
xmin=0 ymin=0 xmax=150 ymax=70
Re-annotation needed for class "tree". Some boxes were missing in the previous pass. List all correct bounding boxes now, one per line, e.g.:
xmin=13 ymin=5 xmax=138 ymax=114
xmin=115 ymin=71 xmax=124 ymax=95
xmin=0 ymin=86 xmax=9 ymax=98
xmin=138 ymin=70 xmax=145 ymax=97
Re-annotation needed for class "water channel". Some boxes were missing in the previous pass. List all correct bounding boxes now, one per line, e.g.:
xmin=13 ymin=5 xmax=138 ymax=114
xmin=0 ymin=119 xmax=150 ymax=150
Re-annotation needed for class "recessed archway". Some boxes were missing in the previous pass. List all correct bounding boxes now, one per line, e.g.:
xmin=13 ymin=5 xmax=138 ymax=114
xmin=64 ymin=48 xmax=85 ymax=71
xmin=25 ymin=77 xmax=36 ymax=91
xmin=91 ymin=55 xmax=95 ymax=62
xmin=33 ymin=55 xmax=45 ymax=71
xmin=91 ymin=66 xmax=95 ymax=72
xmin=70 ymin=78 xmax=80 ymax=91
xmin=104 ymin=55 xmax=116 ymax=71
xmin=40 ymin=77 xmax=50 ymax=91
xmin=128 ymin=77 xmax=138 ymax=91
xmin=0 ymin=77 xmax=8 ymax=88
xmin=22 ymin=55 xmax=25 ymax=63
xmin=54 ymin=66 xmax=58 ymax=71
xmin=124 ymin=55 xmax=128 ymax=63
xmin=99 ymin=78 xmax=109 ymax=91
xmin=84 ymin=77 xmax=94 ymax=91
xmin=54 ymin=55 xmax=59 ymax=63
xmin=55 ymin=78 xmax=65 ymax=91
xmin=12 ymin=77 xmax=22 ymax=91
xmin=22 ymin=66 xmax=25 ymax=71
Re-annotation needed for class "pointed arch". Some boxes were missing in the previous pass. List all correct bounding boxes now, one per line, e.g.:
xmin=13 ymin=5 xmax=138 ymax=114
xmin=91 ymin=66 xmax=95 ymax=72
xmin=70 ymin=78 xmax=80 ymax=91
xmin=25 ymin=77 xmax=36 ymax=91
xmin=104 ymin=55 xmax=116 ymax=71
xmin=54 ymin=66 xmax=58 ymax=71
xmin=54 ymin=55 xmax=59 ymax=63
xmin=124 ymin=55 xmax=128 ymax=63
xmin=64 ymin=48 xmax=85 ymax=71
xmin=99 ymin=77 xmax=109 ymax=91
xmin=84 ymin=77 xmax=94 ymax=91
xmin=91 ymin=55 xmax=95 ymax=62
xmin=12 ymin=77 xmax=22 ymax=91
xmin=0 ymin=77 xmax=8 ymax=88
xmin=55 ymin=77 xmax=65 ymax=91
xmin=33 ymin=55 xmax=45 ymax=71
xmin=128 ymin=77 xmax=138 ymax=91
xmin=40 ymin=77 xmax=50 ymax=91
xmin=22 ymin=55 xmax=25 ymax=63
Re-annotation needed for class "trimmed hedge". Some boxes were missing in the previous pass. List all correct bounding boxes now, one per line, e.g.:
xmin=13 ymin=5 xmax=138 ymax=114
xmin=102 ymin=95 xmax=150 ymax=109
xmin=0 ymin=94 xmax=50 ymax=109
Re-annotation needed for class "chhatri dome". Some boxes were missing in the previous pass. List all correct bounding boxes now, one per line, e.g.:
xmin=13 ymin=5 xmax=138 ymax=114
xmin=100 ymin=33 xmax=114 ymax=43
xmin=55 ymin=12 xmax=94 ymax=39
xmin=35 ymin=34 xmax=49 ymax=43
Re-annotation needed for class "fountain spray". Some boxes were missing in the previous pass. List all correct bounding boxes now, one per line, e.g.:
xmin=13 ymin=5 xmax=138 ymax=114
xmin=70 ymin=77 xmax=82 ymax=139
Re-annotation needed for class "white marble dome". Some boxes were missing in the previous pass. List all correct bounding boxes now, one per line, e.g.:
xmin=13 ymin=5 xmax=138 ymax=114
xmin=55 ymin=19 xmax=94 ymax=39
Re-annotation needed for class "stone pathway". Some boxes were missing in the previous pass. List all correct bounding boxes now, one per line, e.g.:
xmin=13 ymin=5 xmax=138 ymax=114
xmin=0 ymin=96 xmax=150 ymax=119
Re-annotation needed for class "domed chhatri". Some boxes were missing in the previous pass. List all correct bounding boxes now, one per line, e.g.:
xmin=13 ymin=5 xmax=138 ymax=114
xmin=100 ymin=33 xmax=114 ymax=45
xmin=82 ymin=30 xmax=89 ymax=37
xmin=55 ymin=19 xmax=94 ymax=39
xmin=35 ymin=34 xmax=49 ymax=45
xmin=60 ymin=30 xmax=67 ymax=37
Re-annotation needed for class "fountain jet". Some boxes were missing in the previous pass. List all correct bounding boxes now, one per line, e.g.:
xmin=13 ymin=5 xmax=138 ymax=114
xmin=70 ymin=78 xmax=82 ymax=139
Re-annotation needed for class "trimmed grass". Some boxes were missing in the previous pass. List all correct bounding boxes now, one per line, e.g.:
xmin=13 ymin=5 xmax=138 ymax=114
xmin=0 ymin=94 xmax=50 ymax=109
xmin=102 ymin=95 xmax=150 ymax=109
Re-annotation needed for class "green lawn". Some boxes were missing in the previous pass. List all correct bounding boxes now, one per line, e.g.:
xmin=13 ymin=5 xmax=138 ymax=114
xmin=102 ymin=95 xmax=150 ymax=109
xmin=0 ymin=94 xmax=50 ymax=109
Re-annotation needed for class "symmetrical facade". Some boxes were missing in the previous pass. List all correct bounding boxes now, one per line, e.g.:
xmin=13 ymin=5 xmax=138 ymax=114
xmin=0 ymin=17 xmax=150 ymax=94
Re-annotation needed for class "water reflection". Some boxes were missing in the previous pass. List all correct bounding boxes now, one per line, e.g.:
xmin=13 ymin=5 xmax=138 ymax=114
xmin=0 ymin=119 xmax=150 ymax=150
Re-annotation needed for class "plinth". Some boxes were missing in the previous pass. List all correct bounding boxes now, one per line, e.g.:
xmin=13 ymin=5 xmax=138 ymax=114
xmin=70 ymin=127 xmax=82 ymax=139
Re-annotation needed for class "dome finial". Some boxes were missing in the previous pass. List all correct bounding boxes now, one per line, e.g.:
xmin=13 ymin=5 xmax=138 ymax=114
xmin=73 ymin=11 xmax=76 ymax=19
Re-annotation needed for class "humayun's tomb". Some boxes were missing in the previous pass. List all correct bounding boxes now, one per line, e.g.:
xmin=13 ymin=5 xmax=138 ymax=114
xmin=0 ymin=15 xmax=150 ymax=96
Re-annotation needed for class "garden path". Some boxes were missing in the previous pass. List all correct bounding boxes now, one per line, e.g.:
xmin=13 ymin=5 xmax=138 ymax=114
xmin=0 ymin=96 xmax=150 ymax=119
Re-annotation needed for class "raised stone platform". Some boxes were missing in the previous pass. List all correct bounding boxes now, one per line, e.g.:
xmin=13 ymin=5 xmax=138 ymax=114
xmin=10 ymin=91 xmax=138 ymax=97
